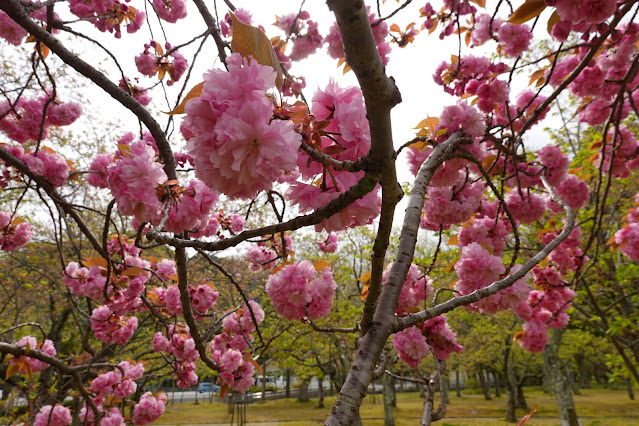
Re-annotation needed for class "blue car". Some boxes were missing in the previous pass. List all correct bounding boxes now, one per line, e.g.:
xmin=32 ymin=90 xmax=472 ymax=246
xmin=198 ymin=382 xmax=220 ymax=393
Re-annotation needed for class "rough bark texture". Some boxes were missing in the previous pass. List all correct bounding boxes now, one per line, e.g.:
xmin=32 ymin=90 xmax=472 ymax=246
xmin=545 ymin=329 xmax=580 ymax=426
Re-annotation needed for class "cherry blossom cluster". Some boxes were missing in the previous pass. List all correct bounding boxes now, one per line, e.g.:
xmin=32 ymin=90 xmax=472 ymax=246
xmin=288 ymin=81 xmax=381 ymax=232
xmin=265 ymin=261 xmax=336 ymax=321
xmin=614 ymin=193 xmax=639 ymax=261
xmin=152 ymin=0 xmax=187 ymax=23
xmin=34 ymin=405 xmax=72 ymax=426
xmin=318 ymin=232 xmax=339 ymax=253
xmin=183 ymin=52 xmax=301 ymax=199
xmin=246 ymin=233 xmax=292 ymax=271
xmin=152 ymin=282 xmax=219 ymax=317
xmin=393 ymin=315 xmax=463 ymax=368
xmin=382 ymin=263 xmax=432 ymax=316
xmin=10 ymin=336 xmax=56 ymax=374
xmin=0 ymin=5 xmax=62 ymax=45
xmin=273 ymin=10 xmax=324 ymax=63
xmin=135 ymin=41 xmax=188 ymax=86
xmin=0 ymin=97 xmax=82 ymax=144
xmin=67 ymin=0 xmax=145 ymax=37
xmin=153 ymin=325 xmax=199 ymax=388
xmin=0 ymin=211 xmax=32 ymax=251
xmin=209 ymin=301 xmax=265 ymax=392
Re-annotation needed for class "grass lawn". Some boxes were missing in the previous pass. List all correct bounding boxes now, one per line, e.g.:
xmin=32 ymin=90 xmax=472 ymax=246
xmin=157 ymin=387 xmax=639 ymax=425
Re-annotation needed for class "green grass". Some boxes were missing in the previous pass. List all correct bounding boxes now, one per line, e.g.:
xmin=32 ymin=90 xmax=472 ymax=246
xmin=156 ymin=388 xmax=639 ymax=425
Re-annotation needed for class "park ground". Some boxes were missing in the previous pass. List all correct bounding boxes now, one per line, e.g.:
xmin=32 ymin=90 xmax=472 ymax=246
xmin=157 ymin=387 xmax=639 ymax=425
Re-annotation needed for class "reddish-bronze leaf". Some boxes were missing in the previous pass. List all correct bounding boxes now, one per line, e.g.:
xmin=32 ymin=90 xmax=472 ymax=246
xmin=507 ymin=0 xmax=546 ymax=25
xmin=230 ymin=12 xmax=283 ymax=88
xmin=164 ymin=81 xmax=205 ymax=115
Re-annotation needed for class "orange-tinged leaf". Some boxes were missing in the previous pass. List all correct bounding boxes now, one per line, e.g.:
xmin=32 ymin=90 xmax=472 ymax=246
xmin=246 ymin=355 xmax=263 ymax=374
xmin=606 ymin=235 xmax=617 ymax=245
xmin=409 ymin=140 xmax=429 ymax=151
xmin=507 ymin=0 xmax=546 ymax=25
xmin=164 ymin=81 xmax=205 ymax=115
xmin=590 ymin=140 xmax=603 ymax=150
xmin=117 ymin=144 xmax=132 ymax=157
xmin=451 ymin=54 xmax=459 ymax=64
xmin=5 ymin=363 xmax=20 ymax=380
xmin=513 ymin=330 xmax=526 ymax=341
xmin=230 ymin=12 xmax=283 ymax=88
xmin=547 ymin=10 xmax=560 ymax=34
xmin=272 ymin=261 xmax=293 ymax=274
xmin=120 ymin=267 xmax=144 ymax=277
xmin=82 ymin=257 xmax=108 ymax=269
xmin=313 ymin=260 xmax=332 ymax=271
xmin=10 ymin=217 xmax=25 ymax=225
xmin=360 ymin=283 xmax=369 ymax=302
xmin=481 ymin=154 xmax=498 ymax=171
xmin=448 ymin=234 xmax=459 ymax=246
xmin=528 ymin=68 xmax=546 ymax=86
xmin=470 ymin=0 xmax=486 ymax=7
xmin=357 ymin=271 xmax=372 ymax=282
xmin=414 ymin=116 xmax=439 ymax=135
xmin=444 ymin=258 xmax=458 ymax=272
xmin=342 ymin=63 xmax=352 ymax=74
xmin=465 ymin=30 xmax=472 ymax=46
xmin=428 ymin=19 xmax=439 ymax=34
xmin=535 ymin=76 xmax=546 ymax=88
xmin=435 ymin=128 xmax=448 ymax=137
xmin=390 ymin=23 xmax=401 ymax=33
xmin=517 ymin=403 xmax=538 ymax=425
xmin=449 ymin=279 xmax=458 ymax=289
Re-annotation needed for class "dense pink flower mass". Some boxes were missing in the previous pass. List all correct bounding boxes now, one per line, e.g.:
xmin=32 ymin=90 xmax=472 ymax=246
xmin=153 ymin=0 xmax=187 ymax=23
xmin=265 ymin=261 xmax=336 ymax=321
xmin=90 ymin=306 xmax=138 ymax=344
xmin=184 ymin=53 xmax=301 ymax=199
xmin=319 ymin=232 xmax=338 ymax=253
xmin=0 ymin=10 xmax=27 ymax=45
xmin=287 ymin=171 xmax=381 ymax=233
xmin=497 ymin=23 xmax=532 ymax=58
xmin=554 ymin=174 xmax=590 ymax=210
xmin=135 ymin=41 xmax=187 ymax=86
xmin=107 ymin=141 xmax=167 ymax=224
xmin=163 ymin=180 xmax=218 ymax=234
xmin=504 ymin=190 xmax=546 ymax=224
xmin=615 ymin=223 xmax=639 ymax=261
xmin=537 ymin=146 xmax=569 ymax=186
xmin=554 ymin=0 xmax=618 ymax=24
xmin=421 ymin=181 xmax=484 ymax=229
xmin=34 ymin=405 xmax=71 ymax=426
xmin=23 ymin=149 xmax=70 ymax=187
xmin=133 ymin=392 xmax=168 ymax=425
xmin=12 ymin=336 xmax=56 ymax=373
xmin=0 ymin=211 xmax=32 ymax=251
xmin=393 ymin=326 xmax=430 ymax=368
xmin=382 ymin=263 xmax=432 ymax=316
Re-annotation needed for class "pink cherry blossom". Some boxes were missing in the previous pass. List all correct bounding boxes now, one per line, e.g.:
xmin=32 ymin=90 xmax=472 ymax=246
xmin=393 ymin=326 xmax=430 ymax=369
xmin=133 ymin=392 xmax=167 ymax=425
xmin=497 ymin=23 xmax=533 ymax=58
xmin=265 ymin=261 xmax=336 ymax=321
xmin=12 ymin=336 xmax=56 ymax=373
xmin=537 ymin=145 xmax=569 ymax=186
xmin=106 ymin=141 xmax=167 ymax=223
xmin=86 ymin=154 xmax=113 ymax=188
xmin=504 ymin=190 xmax=546 ymax=224
xmin=382 ymin=263 xmax=432 ymax=316
xmin=0 ymin=211 xmax=32 ymax=251
xmin=153 ymin=0 xmax=187 ymax=23
xmin=554 ymin=0 xmax=618 ymax=24
xmin=554 ymin=174 xmax=590 ymax=210
xmin=319 ymin=232 xmax=339 ymax=253
xmin=326 ymin=7 xmax=390 ymax=65
xmin=34 ymin=405 xmax=71 ymax=426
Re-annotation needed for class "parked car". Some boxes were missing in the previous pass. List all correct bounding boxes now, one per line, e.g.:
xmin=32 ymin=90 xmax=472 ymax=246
xmin=197 ymin=382 xmax=220 ymax=393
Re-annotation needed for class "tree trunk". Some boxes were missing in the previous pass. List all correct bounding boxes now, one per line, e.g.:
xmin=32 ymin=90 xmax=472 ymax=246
xmin=504 ymin=342 xmax=517 ymax=423
xmin=574 ymin=353 xmax=591 ymax=389
xmin=492 ymin=370 xmax=501 ymax=397
xmin=455 ymin=369 xmax=461 ymax=397
xmin=567 ymin=368 xmax=581 ymax=396
xmin=262 ymin=362 xmax=267 ymax=401
xmin=285 ymin=370 xmax=291 ymax=399
xmin=297 ymin=378 xmax=310 ymax=402
xmin=627 ymin=377 xmax=635 ymax=400
xmin=443 ymin=375 xmax=450 ymax=403
xmin=516 ymin=384 xmax=528 ymax=410
xmin=545 ymin=329 xmax=580 ymax=426
xmin=317 ymin=377 xmax=325 ymax=408
xmin=382 ymin=373 xmax=395 ymax=426
xmin=478 ymin=368 xmax=491 ymax=400
xmin=390 ymin=377 xmax=397 ymax=407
